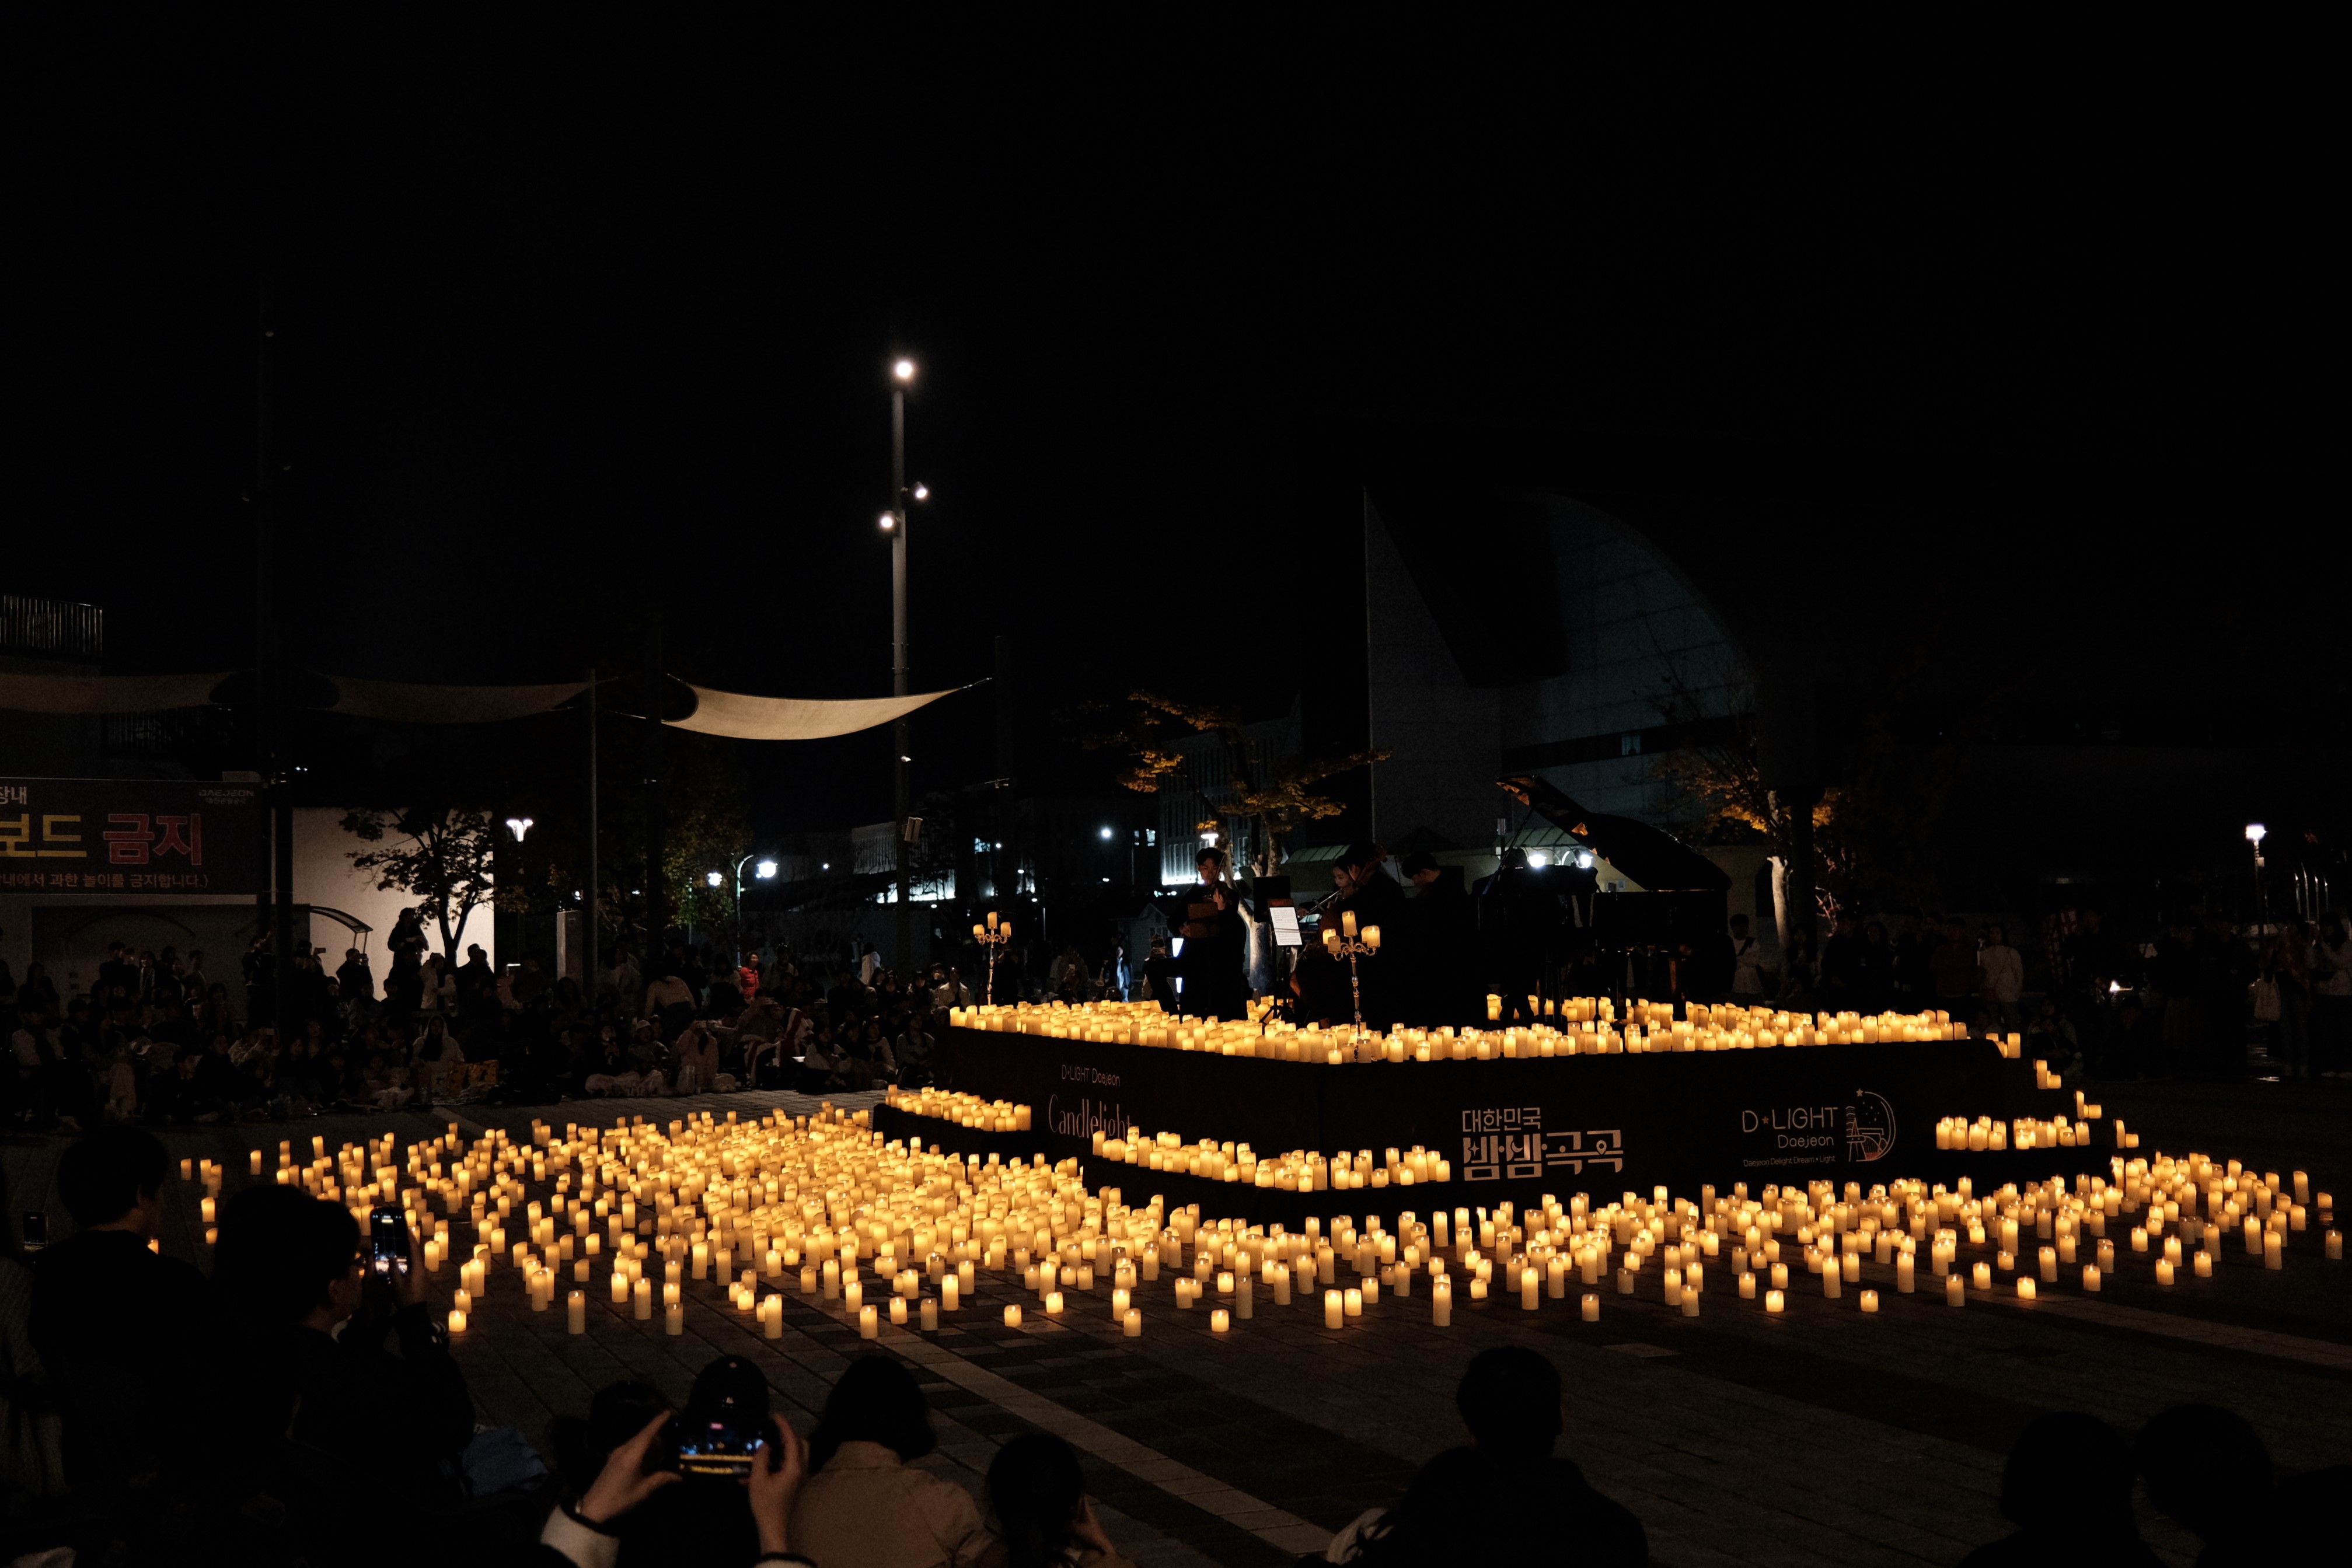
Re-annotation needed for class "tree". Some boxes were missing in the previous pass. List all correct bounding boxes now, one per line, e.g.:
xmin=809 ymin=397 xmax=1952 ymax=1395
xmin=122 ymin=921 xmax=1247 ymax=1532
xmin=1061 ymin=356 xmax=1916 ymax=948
xmin=1079 ymin=691 xmax=1386 ymax=875
xmin=340 ymin=807 xmax=504 ymax=959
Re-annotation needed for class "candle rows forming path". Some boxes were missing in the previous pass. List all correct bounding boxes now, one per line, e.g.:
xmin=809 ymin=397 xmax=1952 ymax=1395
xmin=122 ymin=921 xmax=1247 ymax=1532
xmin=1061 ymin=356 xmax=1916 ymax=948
xmin=180 ymin=1106 xmax=2341 ymax=1349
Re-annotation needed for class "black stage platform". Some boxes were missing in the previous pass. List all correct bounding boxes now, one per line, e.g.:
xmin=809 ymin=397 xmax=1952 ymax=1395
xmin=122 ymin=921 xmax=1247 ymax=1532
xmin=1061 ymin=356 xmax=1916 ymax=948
xmin=875 ymin=1024 xmax=2105 ymax=1221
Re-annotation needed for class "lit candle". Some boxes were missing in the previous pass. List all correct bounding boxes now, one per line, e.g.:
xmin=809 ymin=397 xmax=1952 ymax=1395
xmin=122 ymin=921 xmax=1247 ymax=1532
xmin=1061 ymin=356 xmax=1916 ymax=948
xmin=1765 ymin=1289 xmax=1785 ymax=1314
xmin=844 ymin=1280 xmax=863 ymax=1312
xmin=1211 ymin=1308 xmax=1230 ymax=1333
xmin=857 ymin=1305 xmax=877 ymax=1339
xmin=2156 ymin=1259 xmax=2175 ymax=1287
xmin=1343 ymin=1287 xmax=1363 ymax=1318
xmin=633 ymin=1278 xmax=652 ymax=1319
xmin=1045 ymin=1291 xmax=1064 ymax=1316
xmin=249 ymin=1150 xmax=263 ymax=1176
xmin=664 ymin=1302 xmax=683 ymax=1336
xmin=200 ymin=1196 xmax=217 ymax=1225
xmin=424 ymin=1238 xmax=442 ymax=1272
xmin=1521 ymin=1267 xmax=1540 ymax=1311
xmin=1737 ymin=1271 xmax=1757 ymax=1299
xmin=943 ymin=1276 xmax=960 ymax=1311
xmin=1946 ymin=1274 xmax=1965 ymax=1308
xmin=567 ymin=1290 xmax=586 ymax=1334
xmin=1860 ymin=1290 xmax=1879 ymax=1313
xmin=1896 ymin=1253 xmax=1915 ymax=1293
xmin=1581 ymin=1292 xmax=1600 ymax=1322
xmin=2082 ymin=1265 xmax=2101 ymax=1292
xmin=1325 ymin=1289 xmax=1344 ymax=1328
xmin=2016 ymin=1277 xmax=2036 ymax=1301
xmin=1971 ymin=1262 xmax=1991 ymax=1292
xmin=1432 ymin=1279 xmax=1452 ymax=1326
xmin=1004 ymin=1304 xmax=1023 ymax=1328
xmin=448 ymin=1308 xmax=467 ymax=1334
xmin=611 ymin=1271 xmax=630 ymax=1304
xmin=889 ymin=1297 xmax=909 ymax=1326
xmin=1123 ymin=1308 xmax=1142 ymax=1337
xmin=2194 ymin=1250 xmax=2213 ymax=1277
xmin=1770 ymin=1263 xmax=1789 ymax=1291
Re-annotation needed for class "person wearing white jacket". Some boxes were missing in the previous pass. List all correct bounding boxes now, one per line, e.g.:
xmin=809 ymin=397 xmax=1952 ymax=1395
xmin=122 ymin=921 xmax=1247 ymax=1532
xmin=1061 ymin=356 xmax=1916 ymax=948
xmin=1979 ymin=923 xmax=2025 ymax=1033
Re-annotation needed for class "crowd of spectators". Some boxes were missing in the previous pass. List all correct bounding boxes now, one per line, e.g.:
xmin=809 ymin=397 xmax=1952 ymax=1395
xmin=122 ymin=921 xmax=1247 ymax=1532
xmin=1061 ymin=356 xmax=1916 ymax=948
xmin=6 ymin=893 xmax=2345 ymax=1139
xmin=1 ymin=909 xmax=999 ymax=1134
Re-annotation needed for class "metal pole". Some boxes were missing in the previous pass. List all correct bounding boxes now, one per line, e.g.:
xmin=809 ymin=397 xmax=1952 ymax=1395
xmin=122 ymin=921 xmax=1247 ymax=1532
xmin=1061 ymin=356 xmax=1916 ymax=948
xmin=585 ymin=661 xmax=598 ymax=1005
xmin=891 ymin=380 xmax=911 ymax=977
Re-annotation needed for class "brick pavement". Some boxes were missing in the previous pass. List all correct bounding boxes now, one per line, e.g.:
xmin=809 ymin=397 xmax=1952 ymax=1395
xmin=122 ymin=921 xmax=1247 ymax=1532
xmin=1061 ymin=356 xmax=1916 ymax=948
xmin=4 ymin=1077 xmax=2346 ymax=1567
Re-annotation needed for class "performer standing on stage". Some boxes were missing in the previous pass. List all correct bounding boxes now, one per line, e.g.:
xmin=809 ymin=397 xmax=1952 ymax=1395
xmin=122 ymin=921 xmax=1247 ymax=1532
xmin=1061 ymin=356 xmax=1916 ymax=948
xmin=1174 ymin=844 xmax=1251 ymax=1020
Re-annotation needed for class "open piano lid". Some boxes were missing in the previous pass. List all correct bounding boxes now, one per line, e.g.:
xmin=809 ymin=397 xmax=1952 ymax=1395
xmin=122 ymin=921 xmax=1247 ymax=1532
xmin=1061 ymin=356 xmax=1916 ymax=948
xmin=1498 ymin=774 xmax=1732 ymax=893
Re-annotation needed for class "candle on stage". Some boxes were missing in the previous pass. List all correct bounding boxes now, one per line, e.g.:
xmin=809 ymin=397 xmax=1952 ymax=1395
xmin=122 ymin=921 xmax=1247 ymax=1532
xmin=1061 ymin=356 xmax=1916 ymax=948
xmin=2156 ymin=1259 xmax=2176 ymax=1286
xmin=762 ymin=1295 xmax=784 ymax=1339
xmin=889 ymin=1297 xmax=909 ymax=1326
xmin=633 ymin=1279 xmax=653 ymax=1319
xmin=1324 ymin=1289 xmax=1345 ymax=1328
xmin=1946 ymin=1274 xmax=1965 ymax=1307
xmin=1581 ymin=1293 xmax=1600 ymax=1321
xmin=1004 ymin=1304 xmax=1024 ymax=1328
xmin=1123 ymin=1308 xmax=1142 ymax=1337
xmin=1211 ymin=1308 xmax=1231 ymax=1334
xmin=858 ymin=1305 xmax=878 ymax=1339
xmin=1765 ymin=1289 xmax=1785 ymax=1314
xmin=1045 ymin=1291 xmax=1065 ymax=1316
xmin=943 ymin=1276 xmax=960 ymax=1311
xmin=448 ymin=1308 xmax=467 ymax=1333
xmin=567 ymin=1290 xmax=587 ymax=1334
xmin=1860 ymin=1290 xmax=1880 ymax=1313
xmin=1432 ymin=1278 xmax=1452 ymax=1326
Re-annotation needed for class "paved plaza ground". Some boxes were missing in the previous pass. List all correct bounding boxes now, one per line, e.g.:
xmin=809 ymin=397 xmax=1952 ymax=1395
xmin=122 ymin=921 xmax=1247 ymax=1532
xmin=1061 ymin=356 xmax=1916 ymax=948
xmin=7 ymin=1076 xmax=2346 ymax=1567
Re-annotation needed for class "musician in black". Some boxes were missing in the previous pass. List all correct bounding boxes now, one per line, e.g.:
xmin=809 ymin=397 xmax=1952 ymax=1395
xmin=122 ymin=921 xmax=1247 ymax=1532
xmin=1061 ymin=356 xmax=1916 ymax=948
xmin=1174 ymin=846 xmax=1251 ymax=1020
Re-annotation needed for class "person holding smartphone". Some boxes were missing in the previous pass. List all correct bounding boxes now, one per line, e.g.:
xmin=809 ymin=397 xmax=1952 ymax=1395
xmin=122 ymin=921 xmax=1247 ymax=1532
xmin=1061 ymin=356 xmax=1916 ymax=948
xmin=213 ymin=1186 xmax=477 ymax=1563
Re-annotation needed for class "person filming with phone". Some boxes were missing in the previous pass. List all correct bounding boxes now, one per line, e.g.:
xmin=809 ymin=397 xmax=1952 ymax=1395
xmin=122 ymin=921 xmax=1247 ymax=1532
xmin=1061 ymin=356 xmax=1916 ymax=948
xmin=213 ymin=1185 xmax=479 ymax=1563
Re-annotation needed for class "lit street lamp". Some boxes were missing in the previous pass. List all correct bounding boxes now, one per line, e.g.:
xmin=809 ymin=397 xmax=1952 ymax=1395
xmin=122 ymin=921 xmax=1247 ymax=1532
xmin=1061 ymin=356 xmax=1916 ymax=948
xmin=505 ymin=816 xmax=534 ymax=841
xmin=717 ymin=853 xmax=779 ymax=965
xmin=884 ymin=355 xmax=928 ymax=975
xmin=2246 ymin=823 xmax=2267 ymax=930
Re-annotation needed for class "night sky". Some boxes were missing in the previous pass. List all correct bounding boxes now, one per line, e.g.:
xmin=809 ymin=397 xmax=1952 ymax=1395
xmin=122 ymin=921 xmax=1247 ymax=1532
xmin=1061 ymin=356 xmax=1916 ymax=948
xmin=17 ymin=15 xmax=2330 ymax=830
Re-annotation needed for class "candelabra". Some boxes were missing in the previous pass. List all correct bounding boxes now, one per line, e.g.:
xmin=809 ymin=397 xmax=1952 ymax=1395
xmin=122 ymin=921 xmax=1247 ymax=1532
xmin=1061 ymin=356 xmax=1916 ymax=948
xmin=1320 ymin=910 xmax=1382 ymax=1040
xmin=970 ymin=911 xmax=1014 ymax=1005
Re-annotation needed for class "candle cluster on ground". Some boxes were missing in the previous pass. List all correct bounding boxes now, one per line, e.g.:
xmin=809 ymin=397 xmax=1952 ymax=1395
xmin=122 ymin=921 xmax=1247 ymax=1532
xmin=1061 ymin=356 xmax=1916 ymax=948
xmin=197 ymin=1112 xmax=2341 ymax=1365
xmin=881 ymin=1088 xmax=1032 ymax=1133
xmin=948 ymin=997 xmax=1994 ymax=1060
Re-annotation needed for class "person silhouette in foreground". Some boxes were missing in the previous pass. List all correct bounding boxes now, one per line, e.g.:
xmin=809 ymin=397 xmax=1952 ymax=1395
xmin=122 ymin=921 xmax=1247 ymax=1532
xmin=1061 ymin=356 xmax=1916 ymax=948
xmin=2135 ymin=1403 xmax=2340 ymax=1566
xmin=1958 ymin=1411 xmax=2160 ymax=1567
xmin=1317 ymin=1346 xmax=1644 ymax=1565
xmin=987 ymin=1431 xmax=1135 ymax=1568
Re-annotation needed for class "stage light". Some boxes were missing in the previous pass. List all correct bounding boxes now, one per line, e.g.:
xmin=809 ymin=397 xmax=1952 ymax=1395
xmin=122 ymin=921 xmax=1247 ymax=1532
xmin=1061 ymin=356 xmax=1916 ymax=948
xmin=1575 ymin=850 xmax=1596 ymax=869
xmin=1526 ymin=851 xmax=1548 ymax=868
xmin=756 ymin=860 xmax=778 ymax=880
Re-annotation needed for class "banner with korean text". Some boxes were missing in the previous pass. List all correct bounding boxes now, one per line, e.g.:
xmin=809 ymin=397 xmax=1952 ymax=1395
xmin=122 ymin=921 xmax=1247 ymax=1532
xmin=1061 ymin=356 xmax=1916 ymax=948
xmin=0 ymin=777 xmax=263 ymax=895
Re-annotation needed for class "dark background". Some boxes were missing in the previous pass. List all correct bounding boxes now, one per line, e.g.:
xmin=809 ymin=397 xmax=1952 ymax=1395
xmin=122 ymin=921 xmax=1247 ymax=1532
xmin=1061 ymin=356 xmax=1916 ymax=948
xmin=15 ymin=13 xmax=2334 ymax=833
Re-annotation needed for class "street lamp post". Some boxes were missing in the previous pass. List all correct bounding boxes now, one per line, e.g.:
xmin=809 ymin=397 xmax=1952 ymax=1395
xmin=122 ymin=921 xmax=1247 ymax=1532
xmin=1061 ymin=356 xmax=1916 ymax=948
xmin=887 ymin=357 xmax=916 ymax=979
xmin=721 ymin=853 xmax=779 ymax=966
xmin=2246 ymin=823 xmax=2267 ymax=932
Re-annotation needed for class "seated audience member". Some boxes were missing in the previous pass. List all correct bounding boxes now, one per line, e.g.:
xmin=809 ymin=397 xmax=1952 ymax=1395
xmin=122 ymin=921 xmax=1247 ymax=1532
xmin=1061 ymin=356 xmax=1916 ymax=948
xmin=988 ymin=1432 xmax=1134 ymax=1568
xmin=1326 ymin=1347 xmax=1643 ymax=1565
xmin=27 ymin=1127 xmax=225 ymax=1542
xmin=1959 ymin=1412 xmax=2159 ymax=1566
xmin=672 ymin=1022 xmax=722 ymax=1096
xmin=791 ymin=1355 xmax=993 ymax=1566
xmin=212 ymin=1185 xmax=477 ymax=1563
xmin=540 ymin=1388 xmax=809 ymax=1568
xmin=2134 ymin=1405 xmax=2278 ymax=1567
xmin=0 ymin=1167 xmax=66 ymax=1510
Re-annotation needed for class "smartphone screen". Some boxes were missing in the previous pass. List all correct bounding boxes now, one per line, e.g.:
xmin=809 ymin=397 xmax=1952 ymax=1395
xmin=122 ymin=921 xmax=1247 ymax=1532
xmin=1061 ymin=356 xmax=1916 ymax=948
xmin=21 ymin=1211 xmax=47 ymax=1251
xmin=673 ymin=1416 xmax=765 ymax=1477
xmin=369 ymin=1204 xmax=411 ymax=1279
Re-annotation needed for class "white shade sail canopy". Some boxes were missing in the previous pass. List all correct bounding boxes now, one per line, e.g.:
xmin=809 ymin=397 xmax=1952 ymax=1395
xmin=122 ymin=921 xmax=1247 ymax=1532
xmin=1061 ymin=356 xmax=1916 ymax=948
xmin=0 ymin=672 xmax=229 ymax=713
xmin=328 ymin=675 xmax=591 ymax=724
xmin=664 ymin=683 xmax=961 ymax=740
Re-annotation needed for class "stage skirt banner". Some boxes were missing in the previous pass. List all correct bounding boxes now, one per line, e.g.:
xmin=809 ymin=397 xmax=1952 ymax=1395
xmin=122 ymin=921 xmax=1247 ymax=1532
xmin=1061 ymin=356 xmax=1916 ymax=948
xmin=0 ymin=776 xmax=263 ymax=896
xmin=924 ymin=1024 xmax=2092 ymax=1214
